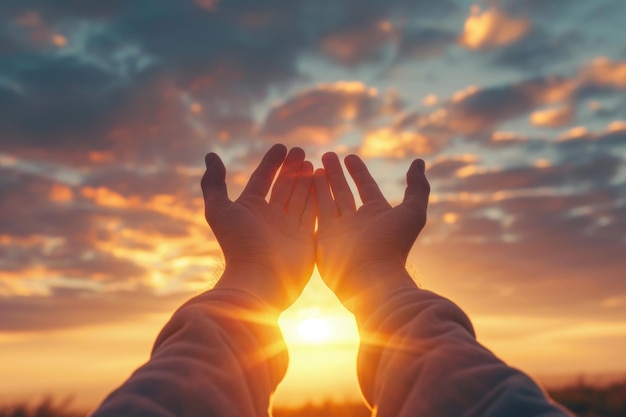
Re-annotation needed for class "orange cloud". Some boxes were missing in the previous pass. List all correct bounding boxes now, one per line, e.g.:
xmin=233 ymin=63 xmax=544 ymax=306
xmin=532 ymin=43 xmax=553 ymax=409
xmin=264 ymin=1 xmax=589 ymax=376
xmin=81 ymin=186 xmax=139 ymax=209
xmin=360 ymin=128 xmax=435 ymax=159
xmin=492 ymin=131 xmax=527 ymax=143
xmin=558 ymin=126 xmax=589 ymax=141
xmin=193 ymin=0 xmax=220 ymax=11
xmin=459 ymin=4 xmax=531 ymax=50
xmin=607 ymin=120 xmax=626 ymax=132
xmin=49 ymin=184 xmax=74 ymax=203
xmin=530 ymin=106 xmax=574 ymax=128
xmin=581 ymin=57 xmax=626 ymax=89
xmin=15 ymin=11 xmax=68 ymax=48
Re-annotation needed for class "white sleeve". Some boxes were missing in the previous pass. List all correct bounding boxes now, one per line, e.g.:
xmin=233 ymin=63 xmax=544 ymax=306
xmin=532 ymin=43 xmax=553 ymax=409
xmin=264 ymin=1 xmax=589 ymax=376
xmin=355 ymin=288 xmax=573 ymax=417
xmin=90 ymin=289 xmax=288 ymax=417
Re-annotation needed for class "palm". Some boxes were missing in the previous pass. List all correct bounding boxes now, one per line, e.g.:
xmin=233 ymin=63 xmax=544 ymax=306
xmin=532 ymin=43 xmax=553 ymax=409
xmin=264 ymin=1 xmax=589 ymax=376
xmin=215 ymin=196 xmax=315 ymax=279
xmin=314 ymin=153 xmax=429 ymax=304
xmin=201 ymin=145 xmax=316 ymax=311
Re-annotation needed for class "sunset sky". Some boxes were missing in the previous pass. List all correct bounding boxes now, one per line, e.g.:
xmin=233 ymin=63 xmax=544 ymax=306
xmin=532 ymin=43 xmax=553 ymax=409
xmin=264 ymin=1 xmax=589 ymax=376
xmin=1 ymin=0 xmax=626 ymax=410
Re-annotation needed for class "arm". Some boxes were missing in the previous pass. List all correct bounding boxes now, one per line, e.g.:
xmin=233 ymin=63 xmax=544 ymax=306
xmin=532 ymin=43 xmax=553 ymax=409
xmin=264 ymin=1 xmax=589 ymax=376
xmin=314 ymin=153 xmax=572 ymax=417
xmin=91 ymin=144 xmax=316 ymax=417
xmin=91 ymin=289 xmax=287 ymax=417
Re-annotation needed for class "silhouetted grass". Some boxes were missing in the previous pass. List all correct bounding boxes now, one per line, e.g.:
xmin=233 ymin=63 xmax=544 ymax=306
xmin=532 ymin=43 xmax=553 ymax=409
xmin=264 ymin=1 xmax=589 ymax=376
xmin=273 ymin=400 xmax=369 ymax=417
xmin=0 ymin=398 xmax=81 ymax=417
xmin=3 ymin=380 xmax=626 ymax=417
xmin=548 ymin=378 xmax=626 ymax=417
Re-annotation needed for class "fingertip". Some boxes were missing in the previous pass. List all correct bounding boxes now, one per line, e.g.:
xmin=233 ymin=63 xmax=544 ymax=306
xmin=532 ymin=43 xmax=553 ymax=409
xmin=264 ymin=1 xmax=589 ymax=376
xmin=204 ymin=152 xmax=217 ymax=168
xmin=314 ymin=167 xmax=326 ymax=177
xmin=407 ymin=159 xmax=426 ymax=179
xmin=321 ymin=152 xmax=339 ymax=165
xmin=406 ymin=159 xmax=431 ymax=198
xmin=290 ymin=146 xmax=306 ymax=159
xmin=344 ymin=154 xmax=366 ymax=174
xmin=271 ymin=143 xmax=288 ymax=153
xmin=417 ymin=159 xmax=426 ymax=174
xmin=267 ymin=143 xmax=288 ymax=163
xmin=301 ymin=160 xmax=314 ymax=174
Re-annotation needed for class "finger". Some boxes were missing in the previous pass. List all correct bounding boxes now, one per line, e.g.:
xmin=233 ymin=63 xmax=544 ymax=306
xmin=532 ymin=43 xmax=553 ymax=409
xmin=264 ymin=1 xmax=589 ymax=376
xmin=321 ymin=152 xmax=356 ymax=214
xmin=301 ymin=183 xmax=317 ymax=230
xmin=401 ymin=158 xmax=430 ymax=211
xmin=344 ymin=154 xmax=387 ymax=204
xmin=313 ymin=168 xmax=337 ymax=223
xmin=270 ymin=147 xmax=305 ymax=207
xmin=240 ymin=144 xmax=288 ymax=199
xmin=287 ymin=161 xmax=314 ymax=219
xmin=201 ymin=153 xmax=230 ymax=220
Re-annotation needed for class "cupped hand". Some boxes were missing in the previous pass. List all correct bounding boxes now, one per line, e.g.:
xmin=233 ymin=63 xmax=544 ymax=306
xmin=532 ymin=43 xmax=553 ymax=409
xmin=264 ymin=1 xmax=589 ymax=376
xmin=314 ymin=153 xmax=430 ymax=312
xmin=201 ymin=144 xmax=316 ymax=312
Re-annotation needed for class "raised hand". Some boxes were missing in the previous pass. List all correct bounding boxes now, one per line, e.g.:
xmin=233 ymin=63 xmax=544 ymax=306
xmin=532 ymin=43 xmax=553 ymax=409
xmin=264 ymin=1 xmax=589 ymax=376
xmin=201 ymin=144 xmax=316 ymax=312
xmin=314 ymin=152 xmax=430 ymax=313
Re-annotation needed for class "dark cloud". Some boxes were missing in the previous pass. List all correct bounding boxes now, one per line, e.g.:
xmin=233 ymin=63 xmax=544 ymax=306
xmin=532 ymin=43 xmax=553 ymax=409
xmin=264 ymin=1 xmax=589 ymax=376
xmin=426 ymin=156 xmax=477 ymax=179
xmin=417 ymin=186 xmax=626 ymax=318
xmin=396 ymin=28 xmax=457 ymax=62
xmin=313 ymin=0 xmax=457 ymax=65
xmin=0 ymin=287 xmax=192 ymax=331
xmin=261 ymin=81 xmax=400 ymax=144
xmin=441 ymin=153 xmax=622 ymax=193
xmin=493 ymin=29 xmax=580 ymax=71
xmin=84 ymin=167 xmax=199 ymax=202
xmin=0 ymin=0 xmax=458 ymax=161
xmin=0 ymin=55 xmax=130 ymax=150
xmin=415 ymin=237 xmax=626 ymax=318
xmin=444 ymin=80 xmax=558 ymax=134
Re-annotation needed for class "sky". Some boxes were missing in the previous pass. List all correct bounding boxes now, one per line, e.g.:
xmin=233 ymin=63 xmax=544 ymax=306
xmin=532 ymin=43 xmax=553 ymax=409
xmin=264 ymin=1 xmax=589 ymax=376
xmin=1 ymin=0 xmax=626 ymax=410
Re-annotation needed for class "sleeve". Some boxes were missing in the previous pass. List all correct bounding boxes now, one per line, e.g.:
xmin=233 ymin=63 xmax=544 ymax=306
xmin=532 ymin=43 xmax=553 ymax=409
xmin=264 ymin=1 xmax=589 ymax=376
xmin=89 ymin=289 xmax=288 ymax=417
xmin=354 ymin=287 xmax=573 ymax=417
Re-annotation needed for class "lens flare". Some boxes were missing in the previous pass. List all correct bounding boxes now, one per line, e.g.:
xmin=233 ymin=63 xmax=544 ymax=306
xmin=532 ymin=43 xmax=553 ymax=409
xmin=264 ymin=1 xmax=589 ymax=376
xmin=297 ymin=318 xmax=331 ymax=343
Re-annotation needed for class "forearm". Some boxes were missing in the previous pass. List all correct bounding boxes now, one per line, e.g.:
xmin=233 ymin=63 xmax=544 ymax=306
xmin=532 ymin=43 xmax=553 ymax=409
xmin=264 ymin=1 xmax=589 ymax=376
xmin=352 ymin=270 xmax=572 ymax=417
xmin=91 ymin=288 xmax=288 ymax=417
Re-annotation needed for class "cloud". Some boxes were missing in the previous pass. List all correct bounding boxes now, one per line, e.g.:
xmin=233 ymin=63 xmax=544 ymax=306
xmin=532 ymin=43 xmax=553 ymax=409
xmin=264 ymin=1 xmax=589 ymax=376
xmin=0 ymin=287 xmax=192 ymax=331
xmin=0 ymin=163 xmax=218 ymax=305
xmin=409 ymin=57 xmax=626 ymax=139
xmin=416 ymin=182 xmax=626 ymax=319
xmin=458 ymin=3 xmax=531 ymax=51
xmin=193 ymin=0 xmax=220 ymax=11
xmin=530 ymin=105 xmax=574 ymax=128
xmin=427 ymin=155 xmax=479 ymax=179
xmin=439 ymin=153 xmax=622 ymax=194
xmin=395 ymin=28 xmax=457 ymax=62
xmin=556 ymin=120 xmax=626 ymax=148
xmin=261 ymin=81 xmax=400 ymax=144
xmin=0 ymin=0 xmax=625 ymax=341
xmin=320 ymin=20 xmax=396 ymax=66
xmin=492 ymin=28 xmax=579 ymax=70
xmin=0 ymin=55 xmax=130 ymax=152
xmin=360 ymin=128 xmax=437 ymax=159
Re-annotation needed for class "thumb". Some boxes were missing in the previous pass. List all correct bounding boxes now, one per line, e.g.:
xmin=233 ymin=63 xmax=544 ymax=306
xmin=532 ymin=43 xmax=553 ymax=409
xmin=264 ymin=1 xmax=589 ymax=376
xmin=201 ymin=153 xmax=229 ymax=220
xmin=400 ymin=158 xmax=430 ymax=220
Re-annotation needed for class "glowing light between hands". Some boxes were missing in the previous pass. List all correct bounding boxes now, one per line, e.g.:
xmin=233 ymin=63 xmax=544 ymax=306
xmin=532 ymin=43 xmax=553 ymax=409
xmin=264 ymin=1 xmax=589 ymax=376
xmin=297 ymin=318 xmax=331 ymax=343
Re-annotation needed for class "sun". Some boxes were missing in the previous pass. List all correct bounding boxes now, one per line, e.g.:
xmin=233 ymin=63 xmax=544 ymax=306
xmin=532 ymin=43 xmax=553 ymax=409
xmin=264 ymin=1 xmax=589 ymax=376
xmin=297 ymin=317 xmax=331 ymax=343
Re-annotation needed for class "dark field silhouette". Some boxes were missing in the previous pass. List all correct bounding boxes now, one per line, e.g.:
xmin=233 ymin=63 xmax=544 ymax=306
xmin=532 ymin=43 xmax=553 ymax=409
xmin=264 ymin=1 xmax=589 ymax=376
xmin=3 ymin=379 xmax=626 ymax=417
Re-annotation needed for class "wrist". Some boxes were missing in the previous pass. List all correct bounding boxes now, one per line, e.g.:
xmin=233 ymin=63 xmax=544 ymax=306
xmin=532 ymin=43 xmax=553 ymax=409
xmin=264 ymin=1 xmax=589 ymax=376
xmin=214 ymin=263 xmax=282 ymax=311
xmin=338 ymin=262 xmax=419 ymax=315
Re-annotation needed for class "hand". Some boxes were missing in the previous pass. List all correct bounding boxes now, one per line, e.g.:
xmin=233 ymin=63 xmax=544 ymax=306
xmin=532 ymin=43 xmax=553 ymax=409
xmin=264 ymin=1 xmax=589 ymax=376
xmin=201 ymin=144 xmax=316 ymax=312
xmin=313 ymin=153 xmax=430 ymax=313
